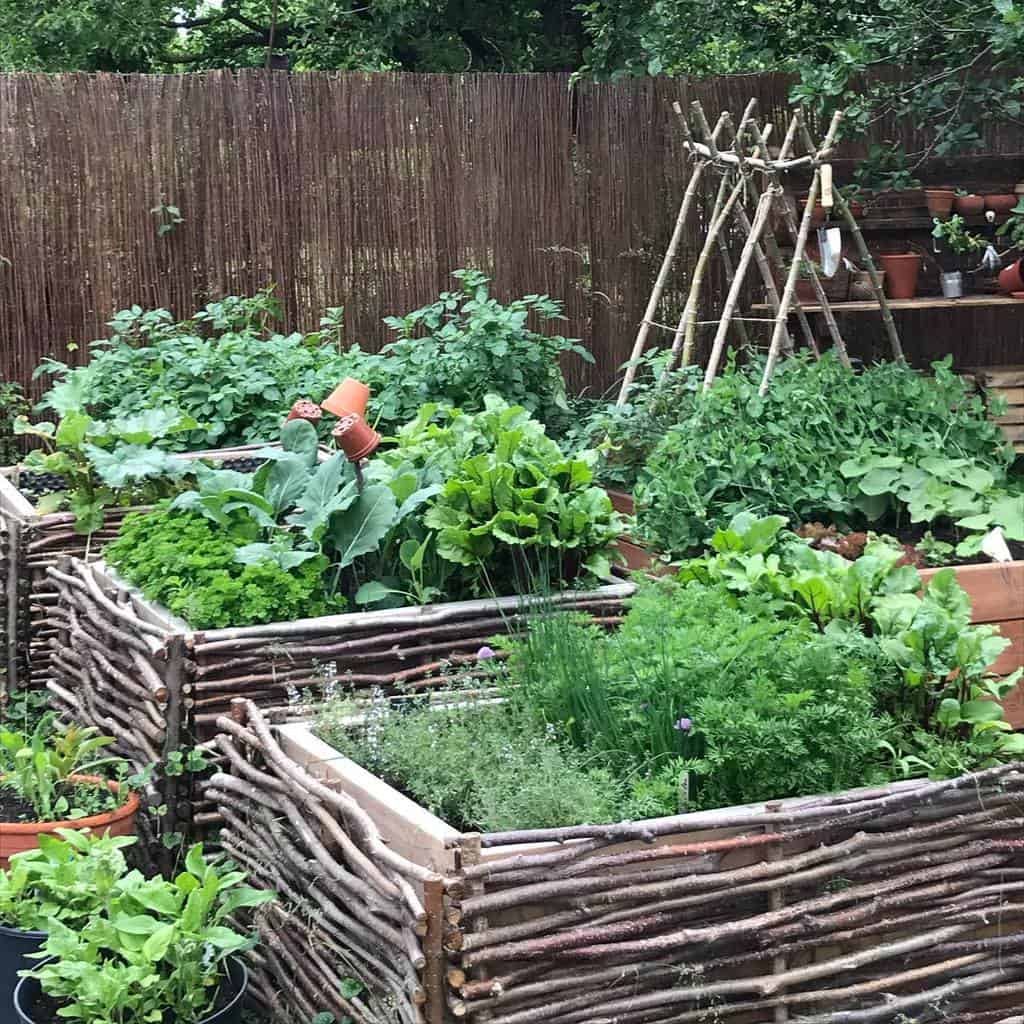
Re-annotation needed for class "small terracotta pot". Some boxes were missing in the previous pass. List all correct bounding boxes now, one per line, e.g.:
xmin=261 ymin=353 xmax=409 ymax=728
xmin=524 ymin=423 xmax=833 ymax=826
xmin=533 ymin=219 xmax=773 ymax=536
xmin=285 ymin=399 xmax=323 ymax=426
xmin=0 ymin=776 xmax=139 ymax=868
xmin=925 ymin=190 xmax=956 ymax=218
xmin=332 ymin=413 xmax=381 ymax=462
xmin=955 ymin=194 xmax=985 ymax=216
xmin=322 ymin=378 xmax=370 ymax=418
xmin=1011 ymin=291 xmax=1024 ymax=300
xmin=998 ymin=259 xmax=1024 ymax=294
xmin=878 ymin=254 xmax=922 ymax=299
xmin=984 ymin=194 xmax=1017 ymax=214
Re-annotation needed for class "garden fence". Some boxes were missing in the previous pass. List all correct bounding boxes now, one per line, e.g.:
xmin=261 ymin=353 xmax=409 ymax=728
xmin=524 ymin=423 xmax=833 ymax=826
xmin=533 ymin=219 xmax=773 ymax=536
xmin=2 ymin=70 xmax=1023 ymax=400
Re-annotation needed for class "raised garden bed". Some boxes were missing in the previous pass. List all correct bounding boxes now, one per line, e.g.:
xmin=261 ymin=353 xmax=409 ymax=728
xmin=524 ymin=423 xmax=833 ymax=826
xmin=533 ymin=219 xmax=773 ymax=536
xmin=0 ymin=443 xmax=318 ymax=693
xmin=208 ymin=701 xmax=1024 ymax=1024
xmin=45 ymin=557 xmax=634 ymax=840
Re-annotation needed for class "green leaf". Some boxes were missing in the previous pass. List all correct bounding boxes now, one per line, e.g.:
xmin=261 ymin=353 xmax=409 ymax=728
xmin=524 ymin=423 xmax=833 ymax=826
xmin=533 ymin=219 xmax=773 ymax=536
xmin=280 ymin=418 xmax=320 ymax=467
xmin=328 ymin=485 xmax=398 ymax=569
xmin=354 ymin=581 xmax=398 ymax=605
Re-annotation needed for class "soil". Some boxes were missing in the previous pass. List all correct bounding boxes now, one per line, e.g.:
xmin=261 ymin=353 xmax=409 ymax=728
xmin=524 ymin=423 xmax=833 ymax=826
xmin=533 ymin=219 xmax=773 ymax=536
xmin=0 ymin=781 xmax=119 ymax=824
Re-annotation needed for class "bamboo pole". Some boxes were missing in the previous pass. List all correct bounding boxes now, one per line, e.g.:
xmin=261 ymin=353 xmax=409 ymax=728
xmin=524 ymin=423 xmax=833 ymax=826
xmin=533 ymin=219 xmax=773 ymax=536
xmin=792 ymin=120 xmax=905 ymax=364
xmin=760 ymin=110 xmax=845 ymax=394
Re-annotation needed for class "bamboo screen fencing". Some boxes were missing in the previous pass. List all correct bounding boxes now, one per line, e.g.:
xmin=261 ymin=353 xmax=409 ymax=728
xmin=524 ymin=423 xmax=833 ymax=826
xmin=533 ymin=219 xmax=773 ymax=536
xmin=2 ymin=70 xmax=1023 ymax=401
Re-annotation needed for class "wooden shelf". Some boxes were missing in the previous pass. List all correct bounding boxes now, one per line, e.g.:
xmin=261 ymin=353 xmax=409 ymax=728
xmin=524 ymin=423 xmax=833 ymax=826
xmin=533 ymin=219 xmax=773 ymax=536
xmin=751 ymin=294 xmax=1024 ymax=314
xmin=850 ymin=212 xmax=1011 ymax=232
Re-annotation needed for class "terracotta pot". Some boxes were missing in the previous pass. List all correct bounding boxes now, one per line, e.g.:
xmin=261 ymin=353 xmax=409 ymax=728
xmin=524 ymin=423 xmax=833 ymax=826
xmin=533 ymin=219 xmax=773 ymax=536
xmin=322 ymin=377 xmax=370 ymax=418
xmin=794 ymin=279 xmax=818 ymax=305
xmin=847 ymin=200 xmax=865 ymax=219
xmin=332 ymin=413 xmax=381 ymax=462
xmin=984 ymin=194 xmax=1017 ymax=214
xmin=0 ymin=776 xmax=139 ymax=868
xmin=1011 ymin=291 xmax=1024 ymax=300
xmin=955 ymin=194 xmax=985 ymax=216
xmin=925 ymin=189 xmax=956 ymax=218
xmin=878 ymin=254 xmax=922 ymax=299
xmin=998 ymin=259 xmax=1024 ymax=294
xmin=285 ymin=399 xmax=323 ymax=426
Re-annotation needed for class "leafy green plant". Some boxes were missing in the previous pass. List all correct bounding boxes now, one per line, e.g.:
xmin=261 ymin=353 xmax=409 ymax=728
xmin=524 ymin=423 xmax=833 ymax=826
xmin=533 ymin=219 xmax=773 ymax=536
xmin=0 ymin=714 xmax=125 ymax=821
xmin=0 ymin=829 xmax=136 ymax=932
xmin=377 ymin=269 xmax=593 ymax=433
xmin=25 ymin=843 xmax=273 ymax=1024
xmin=0 ymin=377 xmax=29 ymax=465
xmin=931 ymin=214 xmax=986 ymax=255
xmin=35 ymin=290 xmax=384 ymax=449
xmin=14 ymin=407 xmax=196 ymax=532
xmin=996 ymin=196 xmax=1024 ymax=249
xmin=634 ymin=354 xmax=1017 ymax=557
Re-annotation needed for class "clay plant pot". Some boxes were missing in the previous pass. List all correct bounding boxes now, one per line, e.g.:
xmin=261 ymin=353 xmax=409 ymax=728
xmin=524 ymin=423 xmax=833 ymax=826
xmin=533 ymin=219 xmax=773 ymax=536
xmin=984 ymin=194 xmax=1017 ymax=215
xmin=878 ymin=254 xmax=922 ymax=299
xmin=1012 ymin=291 xmax=1024 ymax=300
xmin=998 ymin=259 xmax=1024 ymax=295
xmin=794 ymin=279 xmax=818 ymax=305
xmin=925 ymin=190 xmax=956 ymax=218
xmin=0 ymin=925 xmax=45 ymax=1012
xmin=322 ymin=377 xmax=370 ymax=418
xmin=955 ymin=194 xmax=985 ymax=216
xmin=285 ymin=399 xmax=323 ymax=426
xmin=332 ymin=413 xmax=381 ymax=462
xmin=0 ymin=777 xmax=139 ymax=869
xmin=15 ymin=955 xmax=249 ymax=1024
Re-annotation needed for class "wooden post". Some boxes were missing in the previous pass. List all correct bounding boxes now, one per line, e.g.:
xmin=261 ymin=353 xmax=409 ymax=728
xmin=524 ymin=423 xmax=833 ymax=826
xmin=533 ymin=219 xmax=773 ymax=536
xmin=422 ymin=876 xmax=448 ymax=1024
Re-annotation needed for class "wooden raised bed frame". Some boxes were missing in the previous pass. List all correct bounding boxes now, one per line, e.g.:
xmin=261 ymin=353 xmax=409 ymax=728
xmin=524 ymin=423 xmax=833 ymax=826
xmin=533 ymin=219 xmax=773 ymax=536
xmin=208 ymin=701 xmax=1024 ymax=1024
xmin=45 ymin=557 xmax=634 ymax=841
xmin=0 ymin=442 xmax=325 ymax=693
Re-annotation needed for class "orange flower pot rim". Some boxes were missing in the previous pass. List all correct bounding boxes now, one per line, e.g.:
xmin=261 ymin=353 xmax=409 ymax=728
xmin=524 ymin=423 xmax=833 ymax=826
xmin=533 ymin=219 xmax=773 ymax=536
xmin=0 ymin=776 xmax=139 ymax=835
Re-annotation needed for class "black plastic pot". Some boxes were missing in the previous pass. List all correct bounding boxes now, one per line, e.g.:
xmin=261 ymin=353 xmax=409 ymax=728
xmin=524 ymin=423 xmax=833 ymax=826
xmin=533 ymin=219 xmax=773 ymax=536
xmin=13 ymin=955 xmax=249 ymax=1024
xmin=0 ymin=924 xmax=45 ymax=1012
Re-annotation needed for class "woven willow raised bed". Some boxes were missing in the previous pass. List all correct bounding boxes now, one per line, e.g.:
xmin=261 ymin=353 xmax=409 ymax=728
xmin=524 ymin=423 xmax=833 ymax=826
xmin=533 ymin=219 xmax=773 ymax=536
xmin=45 ymin=557 xmax=634 ymax=839
xmin=209 ymin=701 xmax=1024 ymax=1024
xmin=0 ymin=443 xmax=315 ymax=693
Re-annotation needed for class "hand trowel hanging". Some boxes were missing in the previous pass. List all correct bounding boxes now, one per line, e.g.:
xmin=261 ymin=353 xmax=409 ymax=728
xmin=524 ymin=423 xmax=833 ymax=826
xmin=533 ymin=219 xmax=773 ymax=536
xmin=818 ymin=163 xmax=842 ymax=278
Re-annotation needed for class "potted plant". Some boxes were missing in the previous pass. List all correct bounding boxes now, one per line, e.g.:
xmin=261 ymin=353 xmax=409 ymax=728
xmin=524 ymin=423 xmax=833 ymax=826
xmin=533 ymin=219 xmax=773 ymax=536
xmin=931 ymin=215 xmax=987 ymax=296
xmin=878 ymin=250 xmax=923 ymax=299
xmin=996 ymin=198 xmax=1024 ymax=294
xmin=0 ymin=830 xmax=135 ymax=1008
xmin=0 ymin=716 xmax=139 ymax=867
xmin=954 ymin=190 xmax=985 ymax=216
xmin=14 ymin=842 xmax=273 ymax=1024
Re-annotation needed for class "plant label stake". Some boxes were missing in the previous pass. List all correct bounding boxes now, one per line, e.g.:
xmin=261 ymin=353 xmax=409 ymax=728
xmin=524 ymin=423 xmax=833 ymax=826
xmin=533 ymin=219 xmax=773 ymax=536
xmin=819 ymin=164 xmax=841 ymax=277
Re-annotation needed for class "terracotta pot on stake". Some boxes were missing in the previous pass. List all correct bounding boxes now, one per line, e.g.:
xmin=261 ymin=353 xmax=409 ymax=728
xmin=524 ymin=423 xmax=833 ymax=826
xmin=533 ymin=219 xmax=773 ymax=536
xmin=322 ymin=378 xmax=371 ymax=418
xmin=878 ymin=253 xmax=923 ymax=299
xmin=285 ymin=399 xmax=323 ymax=426
xmin=332 ymin=413 xmax=381 ymax=463
xmin=925 ymin=189 xmax=956 ymax=218
xmin=0 ymin=777 xmax=139 ymax=868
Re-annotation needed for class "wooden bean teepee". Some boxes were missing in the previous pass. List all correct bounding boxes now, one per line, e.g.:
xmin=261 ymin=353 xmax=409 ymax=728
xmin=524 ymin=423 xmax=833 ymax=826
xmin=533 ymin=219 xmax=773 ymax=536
xmin=617 ymin=98 xmax=904 ymax=404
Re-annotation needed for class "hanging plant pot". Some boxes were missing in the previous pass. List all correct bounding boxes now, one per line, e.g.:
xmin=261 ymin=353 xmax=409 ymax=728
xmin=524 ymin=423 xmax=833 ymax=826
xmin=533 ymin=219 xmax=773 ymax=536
xmin=0 ymin=778 xmax=138 ymax=869
xmin=955 ymin=194 xmax=985 ymax=216
xmin=0 ymin=925 xmax=44 ymax=1012
xmin=332 ymin=414 xmax=381 ymax=462
xmin=925 ymin=190 xmax=956 ymax=218
xmin=285 ymin=399 xmax=323 ymax=426
xmin=322 ymin=378 xmax=370 ymax=418
xmin=878 ymin=254 xmax=922 ymax=299
xmin=14 ymin=955 xmax=249 ymax=1024
xmin=998 ymin=259 xmax=1024 ymax=294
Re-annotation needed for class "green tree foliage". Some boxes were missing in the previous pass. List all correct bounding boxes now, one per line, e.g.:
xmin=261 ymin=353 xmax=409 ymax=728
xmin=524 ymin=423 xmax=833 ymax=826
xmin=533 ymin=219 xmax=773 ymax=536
xmin=0 ymin=0 xmax=584 ymax=72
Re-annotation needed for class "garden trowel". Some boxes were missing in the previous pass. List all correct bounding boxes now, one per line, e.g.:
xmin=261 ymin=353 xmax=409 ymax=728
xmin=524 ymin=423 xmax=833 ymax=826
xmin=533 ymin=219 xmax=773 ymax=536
xmin=817 ymin=164 xmax=841 ymax=278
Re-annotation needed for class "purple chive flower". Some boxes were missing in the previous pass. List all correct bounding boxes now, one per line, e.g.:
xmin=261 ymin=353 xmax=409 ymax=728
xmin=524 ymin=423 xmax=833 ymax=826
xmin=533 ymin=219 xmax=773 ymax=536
xmin=674 ymin=717 xmax=693 ymax=733
xmin=476 ymin=645 xmax=497 ymax=661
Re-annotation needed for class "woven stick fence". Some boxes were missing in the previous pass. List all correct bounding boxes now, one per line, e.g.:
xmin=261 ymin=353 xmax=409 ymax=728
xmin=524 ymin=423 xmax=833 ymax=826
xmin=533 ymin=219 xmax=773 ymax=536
xmin=0 ymin=443 xmax=326 ymax=695
xmin=45 ymin=557 xmax=635 ymax=842
xmin=212 ymin=702 xmax=1024 ymax=1024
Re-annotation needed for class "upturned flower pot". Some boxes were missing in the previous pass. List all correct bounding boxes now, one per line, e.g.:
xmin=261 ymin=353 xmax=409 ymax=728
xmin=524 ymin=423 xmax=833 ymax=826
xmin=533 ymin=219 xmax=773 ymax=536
xmin=0 ymin=777 xmax=139 ymax=869
xmin=998 ymin=259 xmax=1024 ymax=294
xmin=332 ymin=413 xmax=381 ymax=462
xmin=955 ymin=194 xmax=985 ymax=216
xmin=878 ymin=254 xmax=922 ymax=299
xmin=984 ymin=194 xmax=1017 ymax=214
xmin=925 ymin=189 xmax=956 ymax=218
xmin=14 ymin=955 xmax=249 ymax=1024
xmin=322 ymin=378 xmax=370 ymax=418
xmin=285 ymin=399 xmax=323 ymax=426
xmin=0 ymin=925 xmax=44 ymax=1013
